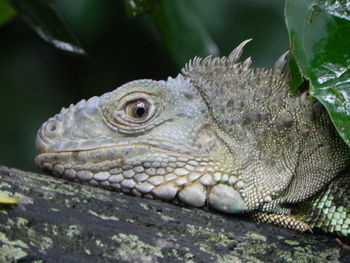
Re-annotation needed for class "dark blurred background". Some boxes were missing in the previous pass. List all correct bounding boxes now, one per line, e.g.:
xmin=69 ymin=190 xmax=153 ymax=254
xmin=0 ymin=0 xmax=288 ymax=172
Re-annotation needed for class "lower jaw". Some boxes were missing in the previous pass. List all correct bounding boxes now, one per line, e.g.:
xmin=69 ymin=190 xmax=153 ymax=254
xmin=36 ymin=152 xmax=248 ymax=214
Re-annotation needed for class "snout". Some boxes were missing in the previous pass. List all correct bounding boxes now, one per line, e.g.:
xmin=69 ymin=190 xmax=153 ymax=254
xmin=35 ymin=117 xmax=64 ymax=154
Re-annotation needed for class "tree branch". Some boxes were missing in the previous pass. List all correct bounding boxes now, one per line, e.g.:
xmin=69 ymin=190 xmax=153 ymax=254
xmin=0 ymin=166 xmax=349 ymax=262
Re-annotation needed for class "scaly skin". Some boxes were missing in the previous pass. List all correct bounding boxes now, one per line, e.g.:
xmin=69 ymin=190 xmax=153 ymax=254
xmin=35 ymin=40 xmax=350 ymax=236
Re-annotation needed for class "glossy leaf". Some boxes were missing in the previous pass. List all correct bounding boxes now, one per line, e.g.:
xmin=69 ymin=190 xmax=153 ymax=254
xmin=150 ymin=0 xmax=219 ymax=69
xmin=0 ymin=0 xmax=16 ymax=26
xmin=123 ymin=0 xmax=161 ymax=17
xmin=7 ymin=0 xmax=86 ymax=55
xmin=285 ymin=0 xmax=350 ymax=146
xmin=288 ymin=55 xmax=304 ymax=93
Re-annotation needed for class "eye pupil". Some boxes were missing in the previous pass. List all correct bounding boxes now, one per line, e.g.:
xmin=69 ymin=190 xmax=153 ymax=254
xmin=134 ymin=105 xmax=146 ymax=117
xmin=125 ymin=99 xmax=151 ymax=120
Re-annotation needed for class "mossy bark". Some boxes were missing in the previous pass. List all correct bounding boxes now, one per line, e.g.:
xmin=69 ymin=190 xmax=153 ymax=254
xmin=0 ymin=166 xmax=349 ymax=263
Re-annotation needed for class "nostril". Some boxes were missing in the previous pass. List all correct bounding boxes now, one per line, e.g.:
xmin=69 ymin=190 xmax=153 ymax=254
xmin=45 ymin=119 xmax=62 ymax=137
xmin=49 ymin=123 xmax=57 ymax=132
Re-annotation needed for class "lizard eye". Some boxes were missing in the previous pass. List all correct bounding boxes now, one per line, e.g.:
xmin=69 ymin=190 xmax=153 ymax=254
xmin=125 ymin=99 xmax=149 ymax=119
xmin=118 ymin=97 xmax=156 ymax=125
xmin=102 ymin=92 xmax=158 ymax=131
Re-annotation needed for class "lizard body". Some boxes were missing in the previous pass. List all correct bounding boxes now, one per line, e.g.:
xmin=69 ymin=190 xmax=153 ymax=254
xmin=35 ymin=40 xmax=350 ymax=236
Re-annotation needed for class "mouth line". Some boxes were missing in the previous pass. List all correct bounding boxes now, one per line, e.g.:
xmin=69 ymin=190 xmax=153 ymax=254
xmin=36 ymin=142 xmax=194 ymax=157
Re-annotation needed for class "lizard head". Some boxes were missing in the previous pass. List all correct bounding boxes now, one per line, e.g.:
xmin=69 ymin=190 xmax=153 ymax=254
xmin=35 ymin=74 xmax=246 ymax=213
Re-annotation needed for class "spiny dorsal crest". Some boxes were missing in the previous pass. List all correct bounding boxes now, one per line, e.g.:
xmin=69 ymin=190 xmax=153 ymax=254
xmin=181 ymin=39 xmax=350 ymax=207
xmin=181 ymin=39 xmax=294 ymax=145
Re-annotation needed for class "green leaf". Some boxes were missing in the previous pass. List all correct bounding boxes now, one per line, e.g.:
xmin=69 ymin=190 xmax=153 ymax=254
xmin=0 ymin=0 xmax=16 ymax=26
xmin=288 ymin=55 xmax=304 ymax=93
xmin=123 ymin=0 xmax=161 ymax=17
xmin=150 ymin=0 xmax=219 ymax=69
xmin=285 ymin=0 xmax=350 ymax=146
xmin=7 ymin=0 xmax=86 ymax=55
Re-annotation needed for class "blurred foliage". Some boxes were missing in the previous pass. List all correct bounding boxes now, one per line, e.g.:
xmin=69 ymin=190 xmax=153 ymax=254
xmin=285 ymin=0 xmax=350 ymax=146
xmin=123 ymin=0 xmax=161 ymax=17
xmin=7 ymin=0 xmax=86 ymax=55
xmin=0 ymin=0 xmax=287 ymax=171
xmin=0 ymin=0 xmax=15 ymax=26
xmin=151 ymin=0 xmax=219 ymax=69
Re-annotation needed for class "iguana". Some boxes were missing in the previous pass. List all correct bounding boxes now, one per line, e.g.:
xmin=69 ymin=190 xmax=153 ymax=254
xmin=35 ymin=40 xmax=350 ymax=236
